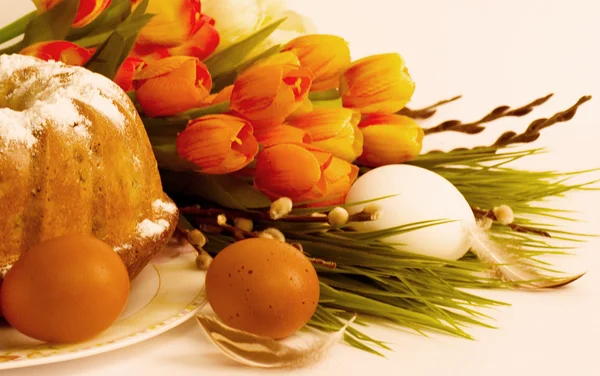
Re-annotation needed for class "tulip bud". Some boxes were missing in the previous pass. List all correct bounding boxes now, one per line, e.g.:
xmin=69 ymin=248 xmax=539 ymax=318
xmin=357 ymin=114 xmax=424 ymax=167
xmin=19 ymin=41 xmax=93 ymax=66
xmin=33 ymin=0 xmax=111 ymax=28
xmin=282 ymin=34 xmax=351 ymax=91
xmin=133 ymin=56 xmax=212 ymax=117
xmin=286 ymin=108 xmax=363 ymax=162
xmin=340 ymin=53 xmax=416 ymax=114
xmin=230 ymin=60 xmax=313 ymax=129
xmin=114 ymin=57 xmax=146 ymax=92
xmin=176 ymin=114 xmax=259 ymax=174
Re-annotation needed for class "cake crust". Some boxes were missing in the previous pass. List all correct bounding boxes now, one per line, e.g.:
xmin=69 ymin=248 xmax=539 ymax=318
xmin=0 ymin=54 xmax=178 ymax=280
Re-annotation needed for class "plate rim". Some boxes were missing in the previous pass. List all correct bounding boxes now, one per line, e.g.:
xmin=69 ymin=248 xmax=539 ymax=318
xmin=0 ymin=253 xmax=207 ymax=371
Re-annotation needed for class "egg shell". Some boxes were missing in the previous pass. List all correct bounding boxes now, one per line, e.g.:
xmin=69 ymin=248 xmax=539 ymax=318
xmin=205 ymin=238 xmax=320 ymax=339
xmin=345 ymin=164 xmax=476 ymax=261
xmin=0 ymin=235 xmax=130 ymax=343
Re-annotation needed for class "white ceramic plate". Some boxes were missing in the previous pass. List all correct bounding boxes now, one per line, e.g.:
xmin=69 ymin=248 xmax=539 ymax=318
xmin=0 ymin=247 xmax=206 ymax=371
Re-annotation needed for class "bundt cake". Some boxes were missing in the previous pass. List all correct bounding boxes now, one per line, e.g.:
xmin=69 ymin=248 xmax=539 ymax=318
xmin=0 ymin=54 xmax=178 ymax=280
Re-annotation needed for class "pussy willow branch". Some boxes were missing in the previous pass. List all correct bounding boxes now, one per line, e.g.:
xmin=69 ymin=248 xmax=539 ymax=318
xmin=398 ymin=95 xmax=463 ymax=119
xmin=471 ymin=207 xmax=551 ymax=238
xmin=426 ymin=95 xmax=592 ymax=153
xmin=179 ymin=205 xmax=376 ymax=223
xmin=423 ymin=93 xmax=554 ymax=135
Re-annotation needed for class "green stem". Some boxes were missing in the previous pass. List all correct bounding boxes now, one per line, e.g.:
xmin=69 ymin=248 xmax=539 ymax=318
xmin=312 ymin=98 xmax=343 ymax=109
xmin=184 ymin=101 xmax=230 ymax=119
xmin=143 ymin=101 xmax=231 ymax=128
xmin=309 ymin=89 xmax=341 ymax=101
xmin=0 ymin=11 xmax=36 ymax=45
xmin=75 ymin=30 xmax=112 ymax=48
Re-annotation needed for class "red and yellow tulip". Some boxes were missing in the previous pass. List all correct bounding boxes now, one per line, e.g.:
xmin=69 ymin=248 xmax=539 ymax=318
xmin=113 ymin=57 xmax=146 ymax=92
xmin=230 ymin=58 xmax=313 ymax=130
xmin=253 ymin=143 xmax=358 ymax=206
xmin=357 ymin=114 xmax=424 ymax=167
xmin=340 ymin=53 xmax=415 ymax=114
xmin=286 ymin=108 xmax=363 ymax=162
xmin=176 ymin=114 xmax=259 ymax=174
xmin=167 ymin=15 xmax=220 ymax=61
xmin=133 ymin=0 xmax=202 ymax=48
xmin=19 ymin=41 xmax=93 ymax=66
xmin=133 ymin=56 xmax=212 ymax=117
xmin=282 ymin=34 xmax=351 ymax=91
xmin=33 ymin=0 xmax=111 ymax=28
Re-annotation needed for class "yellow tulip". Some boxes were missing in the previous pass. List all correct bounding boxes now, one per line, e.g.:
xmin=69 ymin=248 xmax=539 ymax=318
xmin=176 ymin=114 xmax=259 ymax=174
xmin=134 ymin=0 xmax=202 ymax=48
xmin=133 ymin=56 xmax=212 ymax=117
xmin=229 ymin=60 xmax=313 ymax=130
xmin=282 ymin=34 xmax=351 ymax=91
xmin=357 ymin=114 xmax=424 ymax=167
xmin=286 ymin=108 xmax=363 ymax=162
xmin=340 ymin=53 xmax=415 ymax=114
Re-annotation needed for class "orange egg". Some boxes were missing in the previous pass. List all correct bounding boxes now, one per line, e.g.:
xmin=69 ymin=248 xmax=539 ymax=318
xmin=0 ymin=234 xmax=130 ymax=343
xmin=205 ymin=238 xmax=320 ymax=339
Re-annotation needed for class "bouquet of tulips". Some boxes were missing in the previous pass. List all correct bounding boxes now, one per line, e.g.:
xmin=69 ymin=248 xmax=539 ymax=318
xmin=1 ymin=0 xmax=596 ymax=365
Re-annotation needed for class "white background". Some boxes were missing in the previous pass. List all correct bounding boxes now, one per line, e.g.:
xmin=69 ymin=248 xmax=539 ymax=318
xmin=2 ymin=0 xmax=600 ymax=375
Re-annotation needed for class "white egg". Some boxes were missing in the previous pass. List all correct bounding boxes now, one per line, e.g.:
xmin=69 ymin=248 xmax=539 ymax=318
xmin=345 ymin=164 xmax=475 ymax=261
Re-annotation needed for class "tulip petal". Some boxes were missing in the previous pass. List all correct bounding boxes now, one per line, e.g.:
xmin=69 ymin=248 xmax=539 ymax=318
xmin=135 ymin=75 xmax=207 ymax=117
xmin=168 ymin=15 xmax=220 ymax=60
xmin=287 ymin=108 xmax=362 ymax=162
xmin=134 ymin=56 xmax=197 ymax=80
xmin=20 ymin=41 xmax=92 ymax=66
xmin=255 ymin=125 xmax=311 ymax=148
xmin=114 ymin=57 xmax=146 ymax=92
xmin=212 ymin=85 xmax=234 ymax=105
xmin=72 ymin=0 xmax=112 ymax=28
xmin=135 ymin=0 xmax=202 ymax=47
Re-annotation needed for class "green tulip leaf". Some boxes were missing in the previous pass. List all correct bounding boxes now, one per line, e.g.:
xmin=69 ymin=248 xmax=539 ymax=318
xmin=160 ymin=170 xmax=271 ymax=210
xmin=22 ymin=0 xmax=80 ymax=46
xmin=204 ymin=18 xmax=286 ymax=78
xmin=210 ymin=44 xmax=282 ymax=93
xmin=84 ymin=0 xmax=153 ymax=80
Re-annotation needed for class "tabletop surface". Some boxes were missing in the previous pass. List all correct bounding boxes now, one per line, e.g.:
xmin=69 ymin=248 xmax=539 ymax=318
xmin=1 ymin=1 xmax=600 ymax=375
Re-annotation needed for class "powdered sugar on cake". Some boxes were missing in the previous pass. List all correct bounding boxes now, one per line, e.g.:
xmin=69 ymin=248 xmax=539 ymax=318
xmin=0 ymin=54 xmax=130 ymax=148
xmin=137 ymin=219 xmax=171 ymax=238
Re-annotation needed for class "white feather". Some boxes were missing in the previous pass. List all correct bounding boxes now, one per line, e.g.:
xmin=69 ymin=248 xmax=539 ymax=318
xmin=196 ymin=314 xmax=356 ymax=368
xmin=465 ymin=221 xmax=584 ymax=289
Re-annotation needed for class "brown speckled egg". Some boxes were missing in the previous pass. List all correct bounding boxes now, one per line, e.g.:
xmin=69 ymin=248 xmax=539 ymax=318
xmin=205 ymin=238 xmax=320 ymax=339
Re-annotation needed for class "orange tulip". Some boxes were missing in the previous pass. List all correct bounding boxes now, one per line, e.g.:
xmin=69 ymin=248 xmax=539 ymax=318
xmin=176 ymin=114 xmax=259 ymax=174
xmin=340 ymin=53 xmax=415 ymax=114
xmin=33 ymin=0 xmax=111 ymax=28
xmin=133 ymin=56 xmax=212 ymax=117
xmin=19 ymin=41 xmax=93 ymax=66
xmin=357 ymin=114 xmax=424 ymax=167
xmin=286 ymin=108 xmax=363 ymax=162
xmin=230 ymin=60 xmax=313 ymax=130
xmin=114 ymin=57 xmax=147 ymax=92
xmin=253 ymin=143 xmax=357 ymax=206
xmin=168 ymin=15 xmax=220 ymax=60
xmin=134 ymin=0 xmax=202 ymax=48
xmin=282 ymin=34 xmax=351 ymax=91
